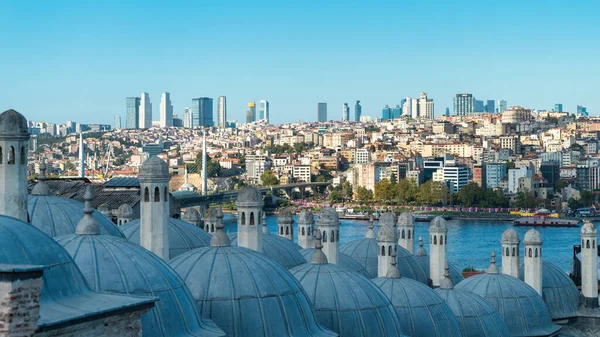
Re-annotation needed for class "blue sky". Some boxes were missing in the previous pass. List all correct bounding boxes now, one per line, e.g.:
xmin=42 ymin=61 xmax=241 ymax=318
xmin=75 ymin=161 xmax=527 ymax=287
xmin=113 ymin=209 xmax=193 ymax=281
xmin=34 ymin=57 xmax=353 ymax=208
xmin=2 ymin=0 xmax=600 ymax=125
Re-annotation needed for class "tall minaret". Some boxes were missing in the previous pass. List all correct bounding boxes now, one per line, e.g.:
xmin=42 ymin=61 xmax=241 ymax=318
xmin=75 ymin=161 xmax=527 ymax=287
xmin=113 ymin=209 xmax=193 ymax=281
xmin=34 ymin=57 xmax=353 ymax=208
xmin=277 ymin=210 xmax=294 ymax=241
xmin=378 ymin=214 xmax=398 ymax=278
xmin=138 ymin=156 xmax=170 ymax=260
xmin=501 ymin=228 xmax=520 ymax=278
xmin=317 ymin=207 xmax=340 ymax=264
xmin=429 ymin=216 xmax=448 ymax=287
xmin=297 ymin=209 xmax=315 ymax=249
xmin=0 ymin=110 xmax=30 ymax=222
xmin=523 ymin=229 xmax=543 ymax=295
xmin=397 ymin=212 xmax=415 ymax=254
xmin=236 ymin=186 xmax=264 ymax=252
xmin=581 ymin=220 xmax=598 ymax=308
xmin=79 ymin=132 xmax=85 ymax=178
xmin=202 ymin=130 xmax=207 ymax=195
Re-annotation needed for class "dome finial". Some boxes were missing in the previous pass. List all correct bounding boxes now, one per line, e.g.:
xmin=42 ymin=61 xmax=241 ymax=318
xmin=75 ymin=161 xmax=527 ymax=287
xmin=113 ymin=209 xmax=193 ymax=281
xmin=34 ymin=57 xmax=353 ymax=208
xmin=31 ymin=158 xmax=52 ymax=196
xmin=75 ymin=185 xmax=101 ymax=235
xmin=262 ymin=212 xmax=269 ymax=235
xmin=311 ymin=229 xmax=328 ymax=265
xmin=439 ymin=263 xmax=454 ymax=289
xmin=487 ymin=250 xmax=499 ymax=274
xmin=365 ymin=213 xmax=376 ymax=238
xmin=416 ymin=236 xmax=427 ymax=257
xmin=386 ymin=248 xmax=401 ymax=279
xmin=210 ymin=205 xmax=230 ymax=247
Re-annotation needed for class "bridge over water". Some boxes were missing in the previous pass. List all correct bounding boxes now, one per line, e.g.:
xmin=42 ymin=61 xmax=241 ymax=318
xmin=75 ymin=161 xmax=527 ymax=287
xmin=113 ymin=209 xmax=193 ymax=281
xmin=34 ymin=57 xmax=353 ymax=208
xmin=171 ymin=182 xmax=330 ymax=208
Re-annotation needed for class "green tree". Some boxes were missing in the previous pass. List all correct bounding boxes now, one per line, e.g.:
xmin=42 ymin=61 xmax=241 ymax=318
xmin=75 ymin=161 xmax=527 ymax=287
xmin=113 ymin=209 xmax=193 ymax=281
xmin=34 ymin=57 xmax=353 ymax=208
xmin=554 ymin=179 xmax=569 ymax=192
xmin=457 ymin=182 xmax=482 ymax=206
xmin=355 ymin=186 xmax=373 ymax=203
xmin=260 ymin=170 xmax=279 ymax=186
xmin=390 ymin=173 xmax=397 ymax=185
xmin=513 ymin=191 xmax=537 ymax=208
xmin=342 ymin=181 xmax=353 ymax=200
xmin=374 ymin=179 xmax=394 ymax=201
xmin=580 ymin=191 xmax=595 ymax=207
xmin=329 ymin=187 xmax=343 ymax=202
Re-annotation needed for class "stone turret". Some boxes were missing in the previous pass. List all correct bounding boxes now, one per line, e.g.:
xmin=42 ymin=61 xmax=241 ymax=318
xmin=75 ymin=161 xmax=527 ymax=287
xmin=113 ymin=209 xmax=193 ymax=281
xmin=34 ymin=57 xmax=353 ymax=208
xmin=397 ymin=212 xmax=415 ymax=253
xmin=429 ymin=216 xmax=448 ymax=287
xmin=297 ymin=209 xmax=315 ymax=249
xmin=236 ymin=186 xmax=264 ymax=252
xmin=501 ymin=228 xmax=520 ymax=278
xmin=277 ymin=210 xmax=294 ymax=241
xmin=377 ymin=213 xmax=397 ymax=278
xmin=183 ymin=208 xmax=202 ymax=228
xmin=117 ymin=203 xmax=134 ymax=225
xmin=581 ymin=220 xmax=598 ymax=308
xmin=524 ymin=229 xmax=542 ymax=295
xmin=317 ymin=208 xmax=340 ymax=264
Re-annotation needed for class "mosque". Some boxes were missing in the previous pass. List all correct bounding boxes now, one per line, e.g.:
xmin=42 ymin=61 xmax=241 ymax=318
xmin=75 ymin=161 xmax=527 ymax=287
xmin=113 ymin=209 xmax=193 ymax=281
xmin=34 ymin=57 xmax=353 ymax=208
xmin=1 ymin=108 xmax=600 ymax=336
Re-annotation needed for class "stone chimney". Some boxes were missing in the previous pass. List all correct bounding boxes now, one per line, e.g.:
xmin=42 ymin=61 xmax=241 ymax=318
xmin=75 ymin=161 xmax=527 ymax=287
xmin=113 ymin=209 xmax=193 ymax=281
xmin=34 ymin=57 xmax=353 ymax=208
xmin=0 ymin=264 xmax=45 ymax=337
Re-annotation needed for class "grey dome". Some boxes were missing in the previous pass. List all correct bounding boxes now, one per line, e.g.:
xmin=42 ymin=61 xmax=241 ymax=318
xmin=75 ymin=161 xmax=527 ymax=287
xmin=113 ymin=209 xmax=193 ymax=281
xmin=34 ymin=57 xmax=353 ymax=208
xmin=518 ymin=261 xmax=580 ymax=320
xmin=122 ymin=217 xmax=211 ymax=260
xmin=524 ymin=228 xmax=542 ymax=244
xmin=340 ymin=238 xmax=428 ymax=282
xmin=455 ymin=271 xmax=560 ymax=336
xmin=429 ymin=216 xmax=447 ymax=231
xmin=183 ymin=208 xmax=201 ymax=222
xmin=56 ymin=234 xmax=224 ymax=337
xmin=97 ymin=203 xmax=111 ymax=216
xmin=501 ymin=228 xmax=519 ymax=243
xmin=415 ymin=254 xmax=464 ymax=285
xmin=298 ymin=209 xmax=315 ymax=224
xmin=236 ymin=186 xmax=263 ymax=205
xmin=581 ymin=220 xmax=597 ymax=235
xmin=0 ymin=215 xmax=152 ymax=329
xmin=28 ymin=195 xmax=125 ymax=238
xmin=290 ymin=262 xmax=405 ymax=337
xmin=372 ymin=276 xmax=461 ymax=337
xmin=435 ymin=287 xmax=510 ymax=337
xmin=299 ymin=248 xmax=370 ymax=278
xmin=378 ymin=224 xmax=397 ymax=242
xmin=170 ymin=245 xmax=336 ymax=337
xmin=228 ymin=232 xmax=306 ymax=269
xmin=0 ymin=109 xmax=29 ymax=136
xmin=278 ymin=209 xmax=294 ymax=223
xmin=398 ymin=212 xmax=415 ymax=227
xmin=378 ymin=212 xmax=396 ymax=227
xmin=318 ymin=207 xmax=339 ymax=224
xmin=117 ymin=203 xmax=134 ymax=217
xmin=139 ymin=156 xmax=170 ymax=180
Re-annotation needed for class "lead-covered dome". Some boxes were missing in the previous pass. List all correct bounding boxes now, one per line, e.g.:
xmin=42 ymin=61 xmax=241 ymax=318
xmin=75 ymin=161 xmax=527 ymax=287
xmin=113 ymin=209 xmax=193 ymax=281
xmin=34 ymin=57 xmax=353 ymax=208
xmin=299 ymin=248 xmax=370 ymax=278
xmin=139 ymin=156 xmax=170 ymax=180
xmin=237 ymin=186 xmax=263 ymax=204
xmin=117 ymin=203 xmax=134 ymax=218
xmin=501 ymin=228 xmax=519 ymax=244
xmin=378 ymin=223 xmax=397 ymax=242
xmin=183 ymin=208 xmax=201 ymax=223
xmin=519 ymin=261 xmax=580 ymax=320
xmin=581 ymin=220 xmax=597 ymax=235
xmin=298 ymin=209 xmax=315 ymax=224
xmin=378 ymin=212 xmax=396 ymax=227
xmin=0 ymin=109 xmax=29 ymax=136
xmin=228 ymin=232 xmax=306 ymax=269
xmin=524 ymin=228 xmax=542 ymax=244
xmin=429 ymin=216 xmax=447 ymax=231
xmin=169 ymin=220 xmax=335 ymax=337
xmin=455 ymin=252 xmax=560 ymax=337
xmin=318 ymin=207 xmax=339 ymax=224
xmin=122 ymin=217 xmax=211 ymax=260
xmin=278 ymin=209 xmax=294 ymax=223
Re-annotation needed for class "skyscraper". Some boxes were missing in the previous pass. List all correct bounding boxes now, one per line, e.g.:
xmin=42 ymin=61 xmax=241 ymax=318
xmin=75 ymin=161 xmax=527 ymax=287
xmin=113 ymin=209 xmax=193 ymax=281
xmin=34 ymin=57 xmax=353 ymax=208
xmin=318 ymin=103 xmax=327 ymax=122
xmin=453 ymin=93 xmax=475 ymax=116
xmin=183 ymin=107 xmax=192 ymax=128
xmin=245 ymin=110 xmax=254 ymax=124
xmin=125 ymin=97 xmax=140 ymax=129
xmin=159 ymin=92 xmax=173 ymax=127
xmin=381 ymin=105 xmax=392 ymax=120
xmin=191 ymin=97 xmax=213 ymax=128
xmin=113 ymin=114 xmax=121 ymax=129
xmin=248 ymin=101 xmax=256 ymax=122
xmin=259 ymin=100 xmax=269 ymax=123
xmin=403 ymin=98 xmax=412 ymax=117
xmin=497 ymin=100 xmax=507 ymax=113
xmin=217 ymin=96 xmax=227 ymax=128
xmin=139 ymin=92 xmax=152 ymax=128
xmin=419 ymin=91 xmax=434 ymax=119
xmin=554 ymin=103 xmax=563 ymax=113
xmin=392 ymin=104 xmax=402 ymax=119
xmin=354 ymin=101 xmax=362 ymax=121
xmin=411 ymin=98 xmax=419 ymax=119
xmin=577 ymin=105 xmax=588 ymax=117
xmin=474 ymin=100 xmax=484 ymax=113
xmin=445 ymin=107 xmax=450 ymax=117
xmin=342 ymin=103 xmax=350 ymax=121
xmin=485 ymin=100 xmax=495 ymax=113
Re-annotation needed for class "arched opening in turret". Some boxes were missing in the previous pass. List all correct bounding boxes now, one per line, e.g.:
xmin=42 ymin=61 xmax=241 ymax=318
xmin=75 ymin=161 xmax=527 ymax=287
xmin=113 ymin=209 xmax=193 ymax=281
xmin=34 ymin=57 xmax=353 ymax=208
xmin=7 ymin=146 xmax=15 ymax=165
xmin=433 ymin=236 xmax=437 ymax=245
xmin=528 ymin=248 xmax=532 ymax=257
xmin=0 ymin=146 xmax=2 ymax=164
xmin=408 ymin=230 xmax=411 ymax=239
xmin=388 ymin=245 xmax=392 ymax=256
xmin=301 ymin=227 xmax=305 ymax=235
xmin=336 ymin=229 xmax=339 ymax=239
xmin=286 ymin=227 xmax=290 ymax=235
xmin=401 ymin=229 xmax=405 ymax=239
xmin=20 ymin=146 xmax=25 ymax=165
xmin=586 ymin=240 xmax=590 ymax=249
xmin=323 ymin=231 xmax=327 ymax=242
xmin=241 ymin=212 xmax=246 ymax=225
xmin=535 ymin=248 xmax=538 ymax=258
xmin=594 ymin=240 xmax=596 ymax=247
xmin=512 ymin=247 xmax=516 ymax=256
xmin=331 ymin=230 xmax=334 ymax=242
xmin=205 ymin=224 xmax=209 ymax=231
xmin=505 ymin=247 xmax=510 ymax=256
xmin=211 ymin=224 xmax=215 ymax=232
xmin=144 ymin=187 xmax=150 ymax=202
xmin=381 ymin=245 xmax=386 ymax=256
xmin=154 ymin=187 xmax=160 ymax=202
xmin=280 ymin=227 xmax=283 ymax=235
xmin=250 ymin=212 xmax=255 ymax=225
xmin=440 ymin=235 xmax=444 ymax=245
xmin=164 ymin=187 xmax=168 ymax=201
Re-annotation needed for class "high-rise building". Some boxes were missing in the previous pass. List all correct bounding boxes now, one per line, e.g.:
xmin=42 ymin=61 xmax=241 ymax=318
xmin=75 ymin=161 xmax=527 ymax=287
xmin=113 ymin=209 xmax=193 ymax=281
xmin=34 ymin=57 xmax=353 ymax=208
xmin=191 ymin=97 xmax=213 ymax=127
xmin=403 ymin=97 xmax=412 ymax=117
xmin=125 ymin=97 xmax=140 ymax=129
xmin=474 ymin=100 xmax=484 ymax=113
xmin=419 ymin=91 xmax=434 ymax=119
xmin=453 ymin=93 xmax=475 ymax=116
xmin=381 ymin=105 xmax=392 ymax=120
xmin=577 ymin=105 xmax=588 ymax=117
xmin=159 ymin=92 xmax=173 ymax=127
xmin=139 ymin=92 xmax=152 ymax=128
xmin=342 ymin=103 xmax=350 ymax=121
xmin=259 ymin=100 xmax=269 ymax=123
xmin=217 ymin=96 xmax=227 ymax=128
xmin=554 ymin=103 xmax=563 ymax=113
xmin=485 ymin=100 xmax=495 ymax=113
xmin=318 ymin=103 xmax=327 ymax=122
xmin=392 ymin=104 xmax=402 ymax=119
xmin=445 ymin=107 xmax=450 ymax=117
xmin=411 ymin=98 xmax=419 ymax=119
xmin=245 ymin=110 xmax=254 ymax=124
xmin=355 ymin=101 xmax=362 ymax=121
xmin=248 ymin=101 xmax=256 ymax=122
xmin=497 ymin=100 xmax=507 ymax=113
xmin=183 ymin=107 xmax=192 ymax=128
xmin=113 ymin=115 xmax=121 ymax=129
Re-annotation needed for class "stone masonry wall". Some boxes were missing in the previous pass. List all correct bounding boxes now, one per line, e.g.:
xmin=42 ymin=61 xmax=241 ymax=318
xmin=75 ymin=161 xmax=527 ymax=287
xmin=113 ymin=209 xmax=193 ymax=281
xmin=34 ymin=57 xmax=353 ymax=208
xmin=35 ymin=311 xmax=145 ymax=337
xmin=0 ymin=277 xmax=43 ymax=337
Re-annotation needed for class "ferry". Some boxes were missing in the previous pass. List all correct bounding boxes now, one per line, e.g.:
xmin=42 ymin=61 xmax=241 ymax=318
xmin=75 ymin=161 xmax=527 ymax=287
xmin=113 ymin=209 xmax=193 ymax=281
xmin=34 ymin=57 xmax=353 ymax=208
xmin=513 ymin=209 xmax=581 ymax=227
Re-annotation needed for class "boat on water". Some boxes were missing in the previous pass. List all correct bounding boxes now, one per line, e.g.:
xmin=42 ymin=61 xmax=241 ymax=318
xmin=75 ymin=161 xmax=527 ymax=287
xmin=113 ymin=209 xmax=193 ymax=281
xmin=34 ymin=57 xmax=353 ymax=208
xmin=513 ymin=209 xmax=581 ymax=227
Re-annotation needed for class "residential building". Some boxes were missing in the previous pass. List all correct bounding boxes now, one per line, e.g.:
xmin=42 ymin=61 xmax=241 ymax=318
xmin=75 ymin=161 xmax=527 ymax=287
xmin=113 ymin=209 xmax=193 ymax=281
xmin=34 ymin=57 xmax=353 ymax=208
xmin=432 ymin=165 xmax=469 ymax=194
xmin=139 ymin=92 xmax=152 ymax=129
xmin=453 ymin=93 xmax=475 ymax=116
xmin=125 ymin=96 xmax=140 ymax=129
xmin=217 ymin=96 xmax=227 ymax=128
xmin=245 ymin=154 xmax=271 ymax=182
xmin=485 ymin=163 xmax=507 ymax=189
xmin=192 ymin=97 xmax=213 ymax=127
xmin=540 ymin=161 xmax=560 ymax=187
xmin=473 ymin=164 xmax=485 ymax=188
xmin=508 ymin=166 xmax=533 ymax=193
xmin=183 ymin=107 xmax=192 ymax=128
xmin=292 ymin=165 xmax=311 ymax=183
xmin=419 ymin=91 xmax=434 ymax=119
xmin=318 ymin=103 xmax=327 ymax=122
xmin=423 ymin=157 xmax=446 ymax=182
xmin=502 ymin=106 xmax=532 ymax=124
xmin=500 ymin=135 xmax=520 ymax=154
xmin=259 ymin=100 xmax=269 ymax=123
xmin=355 ymin=148 xmax=369 ymax=164
xmin=575 ymin=165 xmax=591 ymax=191
xmin=342 ymin=103 xmax=350 ymax=121
xmin=159 ymin=92 xmax=173 ymax=127
xmin=355 ymin=100 xmax=362 ymax=121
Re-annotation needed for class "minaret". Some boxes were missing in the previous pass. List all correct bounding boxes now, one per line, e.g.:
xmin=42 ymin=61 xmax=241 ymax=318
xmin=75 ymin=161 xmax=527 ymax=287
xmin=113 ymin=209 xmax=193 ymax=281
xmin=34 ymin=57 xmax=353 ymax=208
xmin=277 ymin=210 xmax=294 ymax=241
xmin=297 ymin=209 xmax=315 ymax=249
xmin=79 ymin=132 xmax=85 ymax=178
xmin=317 ymin=207 xmax=340 ymax=264
xmin=523 ymin=229 xmax=543 ymax=295
xmin=581 ymin=220 xmax=598 ymax=308
xmin=397 ymin=212 xmax=415 ymax=253
xmin=0 ymin=109 xmax=30 ymax=222
xmin=138 ymin=156 xmax=170 ymax=260
xmin=378 ymin=215 xmax=398 ymax=278
xmin=236 ymin=186 xmax=264 ymax=252
xmin=501 ymin=228 xmax=520 ymax=278
xmin=365 ymin=214 xmax=376 ymax=239
xmin=202 ymin=130 xmax=207 ymax=195
xmin=429 ymin=216 xmax=448 ymax=287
